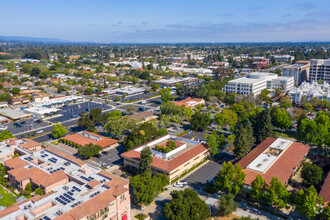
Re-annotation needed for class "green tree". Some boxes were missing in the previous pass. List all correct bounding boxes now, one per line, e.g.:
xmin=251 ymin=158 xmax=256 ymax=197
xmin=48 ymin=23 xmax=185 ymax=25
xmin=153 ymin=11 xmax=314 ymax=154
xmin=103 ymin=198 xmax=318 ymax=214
xmin=35 ymin=188 xmax=43 ymax=196
xmin=214 ymin=109 xmax=238 ymax=129
xmin=205 ymin=131 xmax=227 ymax=157
xmin=130 ymin=172 xmax=168 ymax=206
xmin=214 ymin=162 xmax=246 ymax=195
xmin=258 ymin=89 xmax=272 ymax=105
xmin=279 ymin=96 xmax=292 ymax=109
xmin=51 ymin=123 xmax=68 ymax=138
xmin=0 ymin=130 xmax=13 ymax=141
xmin=251 ymin=175 xmax=268 ymax=204
xmin=25 ymin=183 xmax=32 ymax=192
xmin=253 ymin=109 xmax=274 ymax=144
xmin=109 ymin=110 xmax=122 ymax=118
xmin=159 ymin=88 xmax=171 ymax=103
xmin=139 ymin=147 xmax=153 ymax=174
xmin=152 ymin=83 xmax=159 ymax=91
xmin=11 ymin=87 xmax=20 ymax=95
xmin=77 ymin=143 xmax=102 ymax=159
xmin=218 ymin=193 xmax=238 ymax=216
xmin=265 ymin=177 xmax=290 ymax=214
xmin=295 ymin=185 xmax=323 ymax=218
xmin=104 ymin=115 xmax=136 ymax=138
xmin=190 ymin=111 xmax=210 ymax=131
xmin=163 ymin=188 xmax=210 ymax=220
xmin=301 ymin=162 xmax=323 ymax=186
xmin=233 ymin=121 xmax=255 ymax=159
xmin=84 ymin=87 xmax=94 ymax=95
xmin=272 ymin=108 xmax=291 ymax=130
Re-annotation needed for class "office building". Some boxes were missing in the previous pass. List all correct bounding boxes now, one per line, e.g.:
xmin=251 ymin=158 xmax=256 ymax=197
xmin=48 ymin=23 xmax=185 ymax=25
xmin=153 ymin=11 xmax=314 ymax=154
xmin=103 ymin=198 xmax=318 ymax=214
xmin=238 ymin=137 xmax=309 ymax=197
xmin=282 ymin=62 xmax=310 ymax=85
xmin=122 ymin=134 xmax=209 ymax=182
xmin=309 ymin=59 xmax=330 ymax=83
xmin=223 ymin=72 xmax=294 ymax=96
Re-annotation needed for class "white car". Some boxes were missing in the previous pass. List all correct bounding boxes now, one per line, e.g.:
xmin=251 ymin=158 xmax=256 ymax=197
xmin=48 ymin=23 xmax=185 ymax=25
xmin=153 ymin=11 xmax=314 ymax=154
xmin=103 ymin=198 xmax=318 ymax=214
xmin=0 ymin=126 xmax=7 ymax=130
xmin=173 ymin=181 xmax=187 ymax=188
xmin=36 ymin=130 xmax=44 ymax=134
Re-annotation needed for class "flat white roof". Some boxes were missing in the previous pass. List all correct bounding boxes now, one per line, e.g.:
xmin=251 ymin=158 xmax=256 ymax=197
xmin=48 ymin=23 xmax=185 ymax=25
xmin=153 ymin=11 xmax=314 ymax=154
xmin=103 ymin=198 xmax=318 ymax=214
xmin=246 ymin=138 xmax=292 ymax=173
xmin=269 ymin=138 xmax=292 ymax=151
xmin=247 ymin=154 xmax=277 ymax=173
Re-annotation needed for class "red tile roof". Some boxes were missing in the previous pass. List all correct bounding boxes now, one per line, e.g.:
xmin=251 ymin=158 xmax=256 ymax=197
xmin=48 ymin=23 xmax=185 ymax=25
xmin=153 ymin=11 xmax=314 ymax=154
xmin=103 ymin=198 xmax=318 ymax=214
xmin=171 ymin=97 xmax=204 ymax=108
xmin=122 ymin=143 xmax=208 ymax=172
xmin=238 ymin=137 xmax=310 ymax=185
xmin=319 ymin=172 xmax=330 ymax=206
xmin=62 ymin=131 xmax=118 ymax=148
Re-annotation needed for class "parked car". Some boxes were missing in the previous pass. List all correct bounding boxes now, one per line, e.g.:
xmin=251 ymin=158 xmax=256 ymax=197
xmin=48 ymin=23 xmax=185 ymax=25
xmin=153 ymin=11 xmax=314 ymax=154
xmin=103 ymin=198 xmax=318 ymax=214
xmin=173 ymin=180 xmax=187 ymax=188
xmin=102 ymin=151 xmax=109 ymax=155
xmin=0 ymin=126 xmax=7 ymax=130
xmin=94 ymin=154 xmax=101 ymax=159
xmin=35 ymin=119 xmax=42 ymax=123
xmin=14 ymin=123 xmax=22 ymax=127
xmin=36 ymin=130 xmax=44 ymax=134
xmin=20 ymin=121 xmax=26 ymax=124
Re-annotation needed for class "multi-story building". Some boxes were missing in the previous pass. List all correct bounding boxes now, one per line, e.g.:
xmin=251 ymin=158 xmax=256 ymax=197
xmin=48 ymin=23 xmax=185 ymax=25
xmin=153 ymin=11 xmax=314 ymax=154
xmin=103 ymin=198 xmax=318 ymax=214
xmin=238 ymin=137 xmax=310 ymax=197
xmin=0 ymin=147 xmax=130 ymax=220
xmin=223 ymin=72 xmax=294 ymax=96
xmin=288 ymin=81 xmax=330 ymax=103
xmin=282 ymin=62 xmax=310 ymax=85
xmin=309 ymin=59 xmax=330 ymax=83
xmin=122 ymin=134 xmax=209 ymax=182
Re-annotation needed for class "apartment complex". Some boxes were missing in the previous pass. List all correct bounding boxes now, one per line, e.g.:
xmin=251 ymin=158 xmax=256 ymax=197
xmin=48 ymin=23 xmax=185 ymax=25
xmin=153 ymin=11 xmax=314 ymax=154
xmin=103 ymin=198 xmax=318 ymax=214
xmin=0 ymin=138 xmax=42 ymax=163
xmin=122 ymin=135 xmax=209 ymax=182
xmin=237 ymin=137 xmax=309 ymax=197
xmin=223 ymin=72 xmax=294 ymax=96
xmin=172 ymin=97 xmax=205 ymax=109
xmin=309 ymin=59 xmax=330 ymax=83
xmin=288 ymin=81 xmax=330 ymax=103
xmin=0 ymin=147 xmax=130 ymax=220
xmin=282 ymin=62 xmax=310 ymax=85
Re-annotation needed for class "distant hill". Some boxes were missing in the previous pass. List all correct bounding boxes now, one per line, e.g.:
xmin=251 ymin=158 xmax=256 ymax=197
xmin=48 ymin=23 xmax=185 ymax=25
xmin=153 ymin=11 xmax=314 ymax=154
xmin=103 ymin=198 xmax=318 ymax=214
xmin=0 ymin=35 xmax=69 ymax=43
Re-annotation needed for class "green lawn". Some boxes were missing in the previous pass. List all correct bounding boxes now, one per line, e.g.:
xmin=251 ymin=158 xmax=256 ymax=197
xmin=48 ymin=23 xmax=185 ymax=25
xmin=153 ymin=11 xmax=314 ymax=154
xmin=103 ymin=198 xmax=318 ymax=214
xmin=0 ymin=185 xmax=16 ymax=207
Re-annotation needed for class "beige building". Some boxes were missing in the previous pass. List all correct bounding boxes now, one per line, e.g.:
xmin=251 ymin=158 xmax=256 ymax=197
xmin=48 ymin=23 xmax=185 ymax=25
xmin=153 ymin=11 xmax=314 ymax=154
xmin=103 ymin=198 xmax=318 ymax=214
xmin=282 ymin=62 xmax=310 ymax=86
xmin=122 ymin=135 xmax=209 ymax=182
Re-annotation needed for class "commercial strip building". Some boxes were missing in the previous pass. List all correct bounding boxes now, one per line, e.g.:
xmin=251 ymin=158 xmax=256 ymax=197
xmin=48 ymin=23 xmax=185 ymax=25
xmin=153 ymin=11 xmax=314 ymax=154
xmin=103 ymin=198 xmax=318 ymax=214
xmin=172 ymin=97 xmax=205 ymax=109
xmin=237 ymin=137 xmax=310 ymax=197
xmin=29 ymin=95 xmax=84 ymax=108
xmin=0 ymin=108 xmax=31 ymax=120
xmin=24 ymin=107 xmax=60 ymax=119
xmin=223 ymin=72 xmax=294 ymax=96
xmin=309 ymin=59 xmax=330 ymax=83
xmin=288 ymin=81 xmax=330 ymax=103
xmin=0 ymin=145 xmax=130 ymax=220
xmin=151 ymin=77 xmax=201 ymax=88
xmin=103 ymin=86 xmax=145 ymax=95
xmin=282 ymin=62 xmax=310 ymax=86
xmin=61 ymin=131 xmax=119 ymax=150
xmin=122 ymin=135 xmax=209 ymax=182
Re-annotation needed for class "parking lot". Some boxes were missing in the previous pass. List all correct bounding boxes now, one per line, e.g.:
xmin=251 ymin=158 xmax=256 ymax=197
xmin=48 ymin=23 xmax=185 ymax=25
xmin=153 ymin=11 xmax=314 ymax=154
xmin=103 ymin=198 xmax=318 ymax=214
xmin=5 ymin=118 xmax=49 ymax=135
xmin=47 ymin=101 xmax=112 ymax=123
xmin=182 ymin=130 xmax=212 ymax=142
xmin=92 ymin=145 xmax=125 ymax=167
xmin=182 ymin=160 xmax=222 ymax=189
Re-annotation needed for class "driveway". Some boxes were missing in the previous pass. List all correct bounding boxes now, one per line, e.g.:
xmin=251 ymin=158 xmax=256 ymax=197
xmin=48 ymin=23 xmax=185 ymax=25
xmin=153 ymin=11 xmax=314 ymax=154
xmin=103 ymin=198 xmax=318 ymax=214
xmin=182 ymin=160 xmax=222 ymax=189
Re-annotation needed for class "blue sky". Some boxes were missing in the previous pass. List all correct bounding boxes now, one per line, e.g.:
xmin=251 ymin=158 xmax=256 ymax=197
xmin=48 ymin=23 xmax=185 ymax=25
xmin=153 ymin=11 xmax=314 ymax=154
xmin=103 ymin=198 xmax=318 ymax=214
xmin=1 ymin=0 xmax=330 ymax=42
